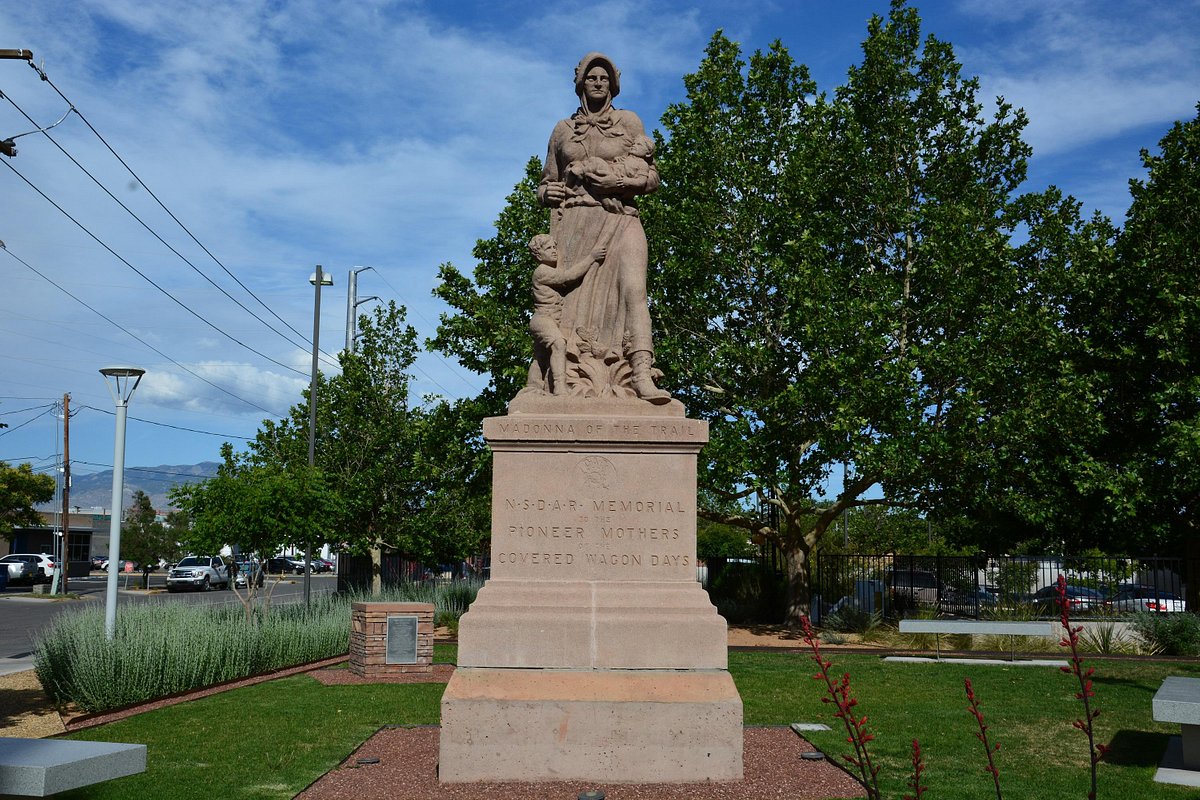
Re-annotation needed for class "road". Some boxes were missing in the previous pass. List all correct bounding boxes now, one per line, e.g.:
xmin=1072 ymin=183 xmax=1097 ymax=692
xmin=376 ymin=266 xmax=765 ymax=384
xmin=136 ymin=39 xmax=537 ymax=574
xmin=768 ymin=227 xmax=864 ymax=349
xmin=0 ymin=572 xmax=339 ymax=669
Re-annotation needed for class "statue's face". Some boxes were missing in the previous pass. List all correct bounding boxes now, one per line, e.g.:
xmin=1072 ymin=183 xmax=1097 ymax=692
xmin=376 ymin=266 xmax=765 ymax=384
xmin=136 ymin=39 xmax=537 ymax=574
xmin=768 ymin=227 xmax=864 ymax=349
xmin=540 ymin=240 xmax=559 ymax=263
xmin=583 ymin=66 xmax=610 ymax=102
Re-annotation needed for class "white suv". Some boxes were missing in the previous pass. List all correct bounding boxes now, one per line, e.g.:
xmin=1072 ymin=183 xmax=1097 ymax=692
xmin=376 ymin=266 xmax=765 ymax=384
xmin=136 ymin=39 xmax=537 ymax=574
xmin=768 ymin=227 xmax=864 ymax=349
xmin=0 ymin=553 xmax=58 ymax=583
xmin=166 ymin=555 xmax=231 ymax=592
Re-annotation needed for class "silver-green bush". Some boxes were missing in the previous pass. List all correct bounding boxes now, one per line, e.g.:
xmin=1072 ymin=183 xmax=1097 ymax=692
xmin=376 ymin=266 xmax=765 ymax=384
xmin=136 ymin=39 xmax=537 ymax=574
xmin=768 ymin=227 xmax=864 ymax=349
xmin=35 ymin=580 xmax=483 ymax=713
xmin=35 ymin=595 xmax=350 ymax=713
xmin=342 ymin=577 xmax=483 ymax=627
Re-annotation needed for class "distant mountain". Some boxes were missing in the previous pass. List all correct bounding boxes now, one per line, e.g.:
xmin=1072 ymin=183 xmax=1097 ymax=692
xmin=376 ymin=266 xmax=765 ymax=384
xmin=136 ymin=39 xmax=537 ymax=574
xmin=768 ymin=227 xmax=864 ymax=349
xmin=38 ymin=462 xmax=220 ymax=513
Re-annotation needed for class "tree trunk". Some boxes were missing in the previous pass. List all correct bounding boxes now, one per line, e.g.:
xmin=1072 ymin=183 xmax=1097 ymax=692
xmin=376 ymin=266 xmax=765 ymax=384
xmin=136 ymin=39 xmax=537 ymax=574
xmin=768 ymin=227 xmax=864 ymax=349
xmin=1186 ymin=536 xmax=1200 ymax=614
xmin=783 ymin=543 xmax=814 ymax=627
xmin=370 ymin=546 xmax=382 ymax=595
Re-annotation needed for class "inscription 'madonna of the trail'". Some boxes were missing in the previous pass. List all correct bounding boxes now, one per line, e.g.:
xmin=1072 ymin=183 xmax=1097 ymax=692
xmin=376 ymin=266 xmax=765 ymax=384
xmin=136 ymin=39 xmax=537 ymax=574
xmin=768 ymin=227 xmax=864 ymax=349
xmin=491 ymin=419 xmax=701 ymax=438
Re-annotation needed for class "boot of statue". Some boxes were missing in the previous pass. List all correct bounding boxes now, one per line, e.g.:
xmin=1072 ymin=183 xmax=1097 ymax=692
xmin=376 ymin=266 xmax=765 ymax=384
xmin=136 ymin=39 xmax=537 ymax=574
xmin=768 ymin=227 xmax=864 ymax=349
xmin=630 ymin=350 xmax=672 ymax=404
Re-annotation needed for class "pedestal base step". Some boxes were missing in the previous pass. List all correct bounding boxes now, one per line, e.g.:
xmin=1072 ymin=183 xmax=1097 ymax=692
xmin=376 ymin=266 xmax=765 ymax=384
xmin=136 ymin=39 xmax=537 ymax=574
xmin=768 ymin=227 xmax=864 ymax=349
xmin=439 ymin=667 xmax=743 ymax=783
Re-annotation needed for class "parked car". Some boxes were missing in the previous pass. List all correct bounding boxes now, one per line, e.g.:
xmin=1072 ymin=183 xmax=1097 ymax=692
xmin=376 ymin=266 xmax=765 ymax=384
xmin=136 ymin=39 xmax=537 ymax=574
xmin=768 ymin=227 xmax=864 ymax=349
xmin=886 ymin=568 xmax=943 ymax=610
xmin=90 ymin=556 xmax=106 ymax=571
xmin=264 ymin=556 xmax=305 ymax=575
xmin=1029 ymin=583 xmax=1105 ymax=613
xmin=942 ymin=586 xmax=999 ymax=615
xmin=166 ymin=555 xmax=231 ymax=592
xmin=0 ymin=554 xmax=57 ymax=583
xmin=1105 ymin=585 xmax=1186 ymax=613
xmin=234 ymin=560 xmax=264 ymax=588
xmin=310 ymin=558 xmax=334 ymax=573
xmin=99 ymin=559 xmax=141 ymax=572
xmin=1 ymin=557 xmax=37 ymax=585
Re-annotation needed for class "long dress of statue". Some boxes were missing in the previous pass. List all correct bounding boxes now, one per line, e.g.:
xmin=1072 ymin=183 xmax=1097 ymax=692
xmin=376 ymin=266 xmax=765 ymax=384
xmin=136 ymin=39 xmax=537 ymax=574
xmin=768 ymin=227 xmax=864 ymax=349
xmin=529 ymin=52 xmax=671 ymax=403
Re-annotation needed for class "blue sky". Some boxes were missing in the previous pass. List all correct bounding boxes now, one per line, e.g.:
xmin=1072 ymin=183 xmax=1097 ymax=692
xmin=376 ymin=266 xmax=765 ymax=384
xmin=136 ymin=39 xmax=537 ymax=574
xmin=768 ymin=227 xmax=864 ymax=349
xmin=1 ymin=0 xmax=1198 ymax=503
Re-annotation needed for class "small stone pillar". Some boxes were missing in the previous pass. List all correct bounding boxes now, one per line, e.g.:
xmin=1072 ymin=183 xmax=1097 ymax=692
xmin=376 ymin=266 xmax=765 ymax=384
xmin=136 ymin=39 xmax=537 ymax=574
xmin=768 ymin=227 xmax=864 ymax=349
xmin=349 ymin=602 xmax=434 ymax=677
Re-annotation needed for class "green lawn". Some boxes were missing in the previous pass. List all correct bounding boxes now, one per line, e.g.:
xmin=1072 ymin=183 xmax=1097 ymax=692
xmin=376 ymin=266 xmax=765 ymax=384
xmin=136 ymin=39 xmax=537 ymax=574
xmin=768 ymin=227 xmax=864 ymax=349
xmin=735 ymin=650 xmax=1200 ymax=799
xmin=58 ymin=645 xmax=1198 ymax=799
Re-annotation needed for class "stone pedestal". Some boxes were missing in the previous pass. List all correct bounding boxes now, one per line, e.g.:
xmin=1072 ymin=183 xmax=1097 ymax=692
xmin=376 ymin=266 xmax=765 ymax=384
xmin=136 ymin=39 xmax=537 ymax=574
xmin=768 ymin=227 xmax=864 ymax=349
xmin=349 ymin=602 xmax=434 ymax=677
xmin=439 ymin=400 xmax=743 ymax=783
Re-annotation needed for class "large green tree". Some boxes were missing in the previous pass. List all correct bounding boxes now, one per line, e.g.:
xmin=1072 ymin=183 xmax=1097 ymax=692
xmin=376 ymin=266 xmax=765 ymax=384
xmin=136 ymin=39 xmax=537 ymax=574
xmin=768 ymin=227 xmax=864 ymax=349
xmin=1090 ymin=104 xmax=1200 ymax=550
xmin=645 ymin=5 xmax=1073 ymax=619
xmin=171 ymin=443 xmax=339 ymax=560
xmin=0 ymin=461 xmax=55 ymax=542
xmin=934 ymin=107 xmax=1200 ymax=556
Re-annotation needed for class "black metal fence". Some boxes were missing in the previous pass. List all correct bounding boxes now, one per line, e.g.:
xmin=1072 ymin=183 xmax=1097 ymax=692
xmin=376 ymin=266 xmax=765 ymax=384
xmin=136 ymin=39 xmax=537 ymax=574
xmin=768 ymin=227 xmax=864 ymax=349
xmin=813 ymin=553 xmax=1188 ymax=621
xmin=336 ymin=553 xmax=427 ymax=593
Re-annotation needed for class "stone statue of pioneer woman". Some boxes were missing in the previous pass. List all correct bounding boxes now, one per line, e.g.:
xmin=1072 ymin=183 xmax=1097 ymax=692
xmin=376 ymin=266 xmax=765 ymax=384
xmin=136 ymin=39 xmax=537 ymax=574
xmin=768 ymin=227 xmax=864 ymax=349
xmin=524 ymin=52 xmax=671 ymax=404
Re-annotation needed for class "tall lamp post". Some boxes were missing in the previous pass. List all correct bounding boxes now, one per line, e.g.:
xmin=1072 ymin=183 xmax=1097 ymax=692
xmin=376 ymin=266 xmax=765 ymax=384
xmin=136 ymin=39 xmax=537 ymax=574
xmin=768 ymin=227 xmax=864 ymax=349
xmin=306 ymin=266 xmax=333 ymax=608
xmin=100 ymin=366 xmax=144 ymax=640
xmin=345 ymin=266 xmax=379 ymax=354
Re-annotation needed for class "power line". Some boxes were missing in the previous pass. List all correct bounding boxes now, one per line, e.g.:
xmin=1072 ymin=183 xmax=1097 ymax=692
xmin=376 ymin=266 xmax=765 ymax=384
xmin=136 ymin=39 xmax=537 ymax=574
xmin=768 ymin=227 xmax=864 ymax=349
xmin=76 ymin=404 xmax=252 ymax=440
xmin=0 ymin=402 xmax=57 ymax=416
xmin=19 ymin=58 xmax=339 ymax=366
xmin=368 ymin=268 xmax=483 ymax=396
xmin=1 ymin=158 xmax=310 ymax=377
xmin=0 ymin=406 xmax=55 ymax=437
xmin=0 ymin=455 xmax=55 ymax=465
xmin=1 ymin=243 xmax=286 ymax=417
xmin=1 ymin=90 xmax=327 ymax=365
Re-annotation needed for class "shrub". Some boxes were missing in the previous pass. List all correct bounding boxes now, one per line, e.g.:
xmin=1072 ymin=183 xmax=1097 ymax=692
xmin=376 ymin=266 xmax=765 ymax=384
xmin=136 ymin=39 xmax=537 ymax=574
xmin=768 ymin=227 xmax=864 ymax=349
xmin=1129 ymin=611 xmax=1200 ymax=656
xmin=823 ymin=605 xmax=883 ymax=636
xmin=341 ymin=577 xmax=483 ymax=628
xmin=1078 ymin=621 xmax=1144 ymax=655
xmin=35 ymin=595 xmax=350 ymax=713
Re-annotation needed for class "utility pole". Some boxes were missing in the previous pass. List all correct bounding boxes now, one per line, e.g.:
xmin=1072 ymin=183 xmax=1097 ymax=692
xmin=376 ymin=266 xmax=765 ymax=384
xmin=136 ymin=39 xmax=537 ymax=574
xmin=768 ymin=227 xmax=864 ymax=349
xmin=307 ymin=266 xmax=333 ymax=607
xmin=347 ymin=266 xmax=381 ymax=589
xmin=61 ymin=393 xmax=70 ymax=595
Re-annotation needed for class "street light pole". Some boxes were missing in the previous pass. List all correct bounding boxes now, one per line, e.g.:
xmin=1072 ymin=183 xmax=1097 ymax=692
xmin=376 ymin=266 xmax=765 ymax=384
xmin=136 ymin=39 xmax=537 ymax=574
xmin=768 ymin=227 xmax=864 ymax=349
xmin=99 ymin=366 xmax=144 ymax=640
xmin=345 ymin=266 xmax=378 ymax=354
xmin=306 ymin=267 xmax=333 ymax=608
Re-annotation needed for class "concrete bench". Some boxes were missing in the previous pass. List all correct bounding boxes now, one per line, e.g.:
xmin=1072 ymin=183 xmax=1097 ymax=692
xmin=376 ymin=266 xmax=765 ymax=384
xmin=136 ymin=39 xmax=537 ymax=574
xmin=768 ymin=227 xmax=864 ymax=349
xmin=1153 ymin=675 xmax=1200 ymax=787
xmin=898 ymin=619 xmax=1057 ymax=660
xmin=0 ymin=738 xmax=146 ymax=797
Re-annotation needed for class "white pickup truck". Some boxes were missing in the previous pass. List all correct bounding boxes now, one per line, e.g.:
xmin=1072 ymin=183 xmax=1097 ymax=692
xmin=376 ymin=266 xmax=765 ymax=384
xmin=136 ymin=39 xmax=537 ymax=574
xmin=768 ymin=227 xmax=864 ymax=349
xmin=166 ymin=555 xmax=231 ymax=592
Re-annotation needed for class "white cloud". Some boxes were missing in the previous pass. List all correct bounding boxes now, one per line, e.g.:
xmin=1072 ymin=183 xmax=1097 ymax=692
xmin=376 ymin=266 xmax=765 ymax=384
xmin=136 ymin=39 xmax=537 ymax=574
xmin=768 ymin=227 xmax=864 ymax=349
xmin=957 ymin=0 xmax=1200 ymax=156
xmin=137 ymin=361 xmax=308 ymax=416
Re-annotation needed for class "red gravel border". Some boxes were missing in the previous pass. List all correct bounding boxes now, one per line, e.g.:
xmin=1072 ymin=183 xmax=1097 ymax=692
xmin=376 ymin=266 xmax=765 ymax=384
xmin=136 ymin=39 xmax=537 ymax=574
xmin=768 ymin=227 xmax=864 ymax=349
xmin=298 ymin=726 xmax=866 ymax=800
